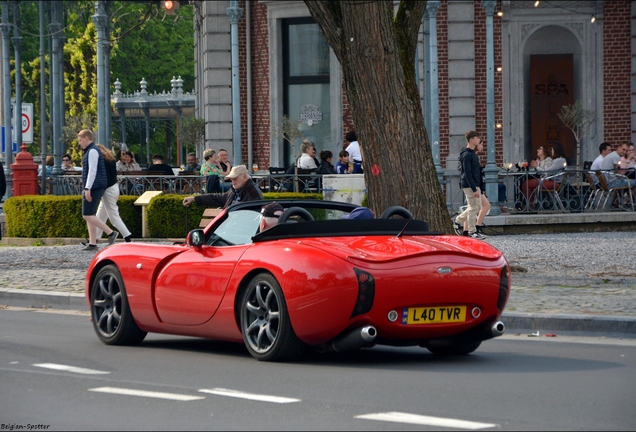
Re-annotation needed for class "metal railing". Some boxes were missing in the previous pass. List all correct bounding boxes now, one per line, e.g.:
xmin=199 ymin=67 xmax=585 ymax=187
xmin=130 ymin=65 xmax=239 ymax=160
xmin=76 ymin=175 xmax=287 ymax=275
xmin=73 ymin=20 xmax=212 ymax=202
xmin=48 ymin=169 xmax=635 ymax=214
xmin=443 ymin=168 xmax=635 ymax=214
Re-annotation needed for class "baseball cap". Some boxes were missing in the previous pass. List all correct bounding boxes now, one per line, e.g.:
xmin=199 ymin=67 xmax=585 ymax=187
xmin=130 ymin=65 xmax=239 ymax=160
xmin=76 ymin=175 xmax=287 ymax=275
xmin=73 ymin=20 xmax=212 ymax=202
xmin=226 ymin=165 xmax=249 ymax=179
xmin=343 ymin=207 xmax=374 ymax=220
xmin=261 ymin=202 xmax=284 ymax=218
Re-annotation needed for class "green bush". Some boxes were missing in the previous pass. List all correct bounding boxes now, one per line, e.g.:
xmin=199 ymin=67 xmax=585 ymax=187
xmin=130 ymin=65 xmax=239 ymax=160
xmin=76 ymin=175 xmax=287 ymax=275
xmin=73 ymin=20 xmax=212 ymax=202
xmin=4 ymin=195 xmax=142 ymax=238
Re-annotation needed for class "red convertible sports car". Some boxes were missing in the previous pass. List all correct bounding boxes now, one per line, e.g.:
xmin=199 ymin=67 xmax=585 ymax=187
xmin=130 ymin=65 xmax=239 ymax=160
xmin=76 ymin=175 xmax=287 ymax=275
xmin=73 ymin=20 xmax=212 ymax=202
xmin=85 ymin=199 xmax=509 ymax=362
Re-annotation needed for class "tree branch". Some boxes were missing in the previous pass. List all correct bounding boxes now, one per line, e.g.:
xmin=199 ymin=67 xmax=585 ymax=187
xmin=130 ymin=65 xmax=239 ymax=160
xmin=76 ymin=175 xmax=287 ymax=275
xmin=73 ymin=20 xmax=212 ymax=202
xmin=395 ymin=0 xmax=427 ymax=55
xmin=304 ymin=1 xmax=344 ymax=60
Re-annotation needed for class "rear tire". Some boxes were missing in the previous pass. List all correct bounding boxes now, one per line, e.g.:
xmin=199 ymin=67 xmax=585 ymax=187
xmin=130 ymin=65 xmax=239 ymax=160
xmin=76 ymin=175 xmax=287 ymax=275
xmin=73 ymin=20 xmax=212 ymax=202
xmin=427 ymin=341 xmax=481 ymax=356
xmin=240 ymin=273 xmax=304 ymax=361
xmin=90 ymin=264 xmax=147 ymax=345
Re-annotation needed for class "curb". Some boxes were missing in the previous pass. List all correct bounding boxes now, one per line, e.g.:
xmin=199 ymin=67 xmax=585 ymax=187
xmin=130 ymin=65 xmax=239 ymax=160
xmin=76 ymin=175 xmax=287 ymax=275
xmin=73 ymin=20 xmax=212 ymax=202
xmin=1 ymin=288 xmax=635 ymax=339
xmin=501 ymin=312 xmax=636 ymax=339
xmin=0 ymin=288 xmax=86 ymax=310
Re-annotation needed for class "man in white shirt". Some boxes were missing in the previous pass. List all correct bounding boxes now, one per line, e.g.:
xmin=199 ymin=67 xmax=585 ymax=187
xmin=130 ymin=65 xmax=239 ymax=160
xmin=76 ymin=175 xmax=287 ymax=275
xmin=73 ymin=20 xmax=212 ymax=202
xmin=590 ymin=142 xmax=612 ymax=185
xmin=345 ymin=131 xmax=363 ymax=173
xmin=600 ymin=142 xmax=635 ymax=192
xmin=590 ymin=142 xmax=611 ymax=171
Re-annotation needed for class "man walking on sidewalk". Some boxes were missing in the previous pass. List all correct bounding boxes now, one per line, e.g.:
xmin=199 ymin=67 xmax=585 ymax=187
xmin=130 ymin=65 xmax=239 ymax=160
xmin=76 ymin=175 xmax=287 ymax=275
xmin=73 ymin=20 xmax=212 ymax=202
xmin=454 ymin=130 xmax=485 ymax=239
xmin=78 ymin=129 xmax=118 ymax=251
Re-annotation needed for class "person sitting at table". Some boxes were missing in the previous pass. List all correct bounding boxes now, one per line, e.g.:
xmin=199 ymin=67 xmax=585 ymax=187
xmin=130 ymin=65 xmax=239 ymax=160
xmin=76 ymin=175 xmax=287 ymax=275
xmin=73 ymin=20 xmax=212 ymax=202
xmin=116 ymin=150 xmax=141 ymax=172
xmin=146 ymin=154 xmax=174 ymax=176
xmin=184 ymin=152 xmax=201 ymax=172
xmin=534 ymin=145 xmax=553 ymax=170
xmin=521 ymin=142 xmax=567 ymax=204
xmin=297 ymin=140 xmax=318 ymax=170
xmin=217 ymin=148 xmax=232 ymax=177
xmin=317 ymin=150 xmax=336 ymax=174
xmin=200 ymin=148 xmax=223 ymax=193
xmin=182 ymin=165 xmax=263 ymax=209
xmin=600 ymin=142 xmax=636 ymax=195
xmin=336 ymin=150 xmax=353 ymax=174
xmin=626 ymin=143 xmax=635 ymax=179
xmin=38 ymin=155 xmax=54 ymax=176
xmin=62 ymin=154 xmax=76 ymax=172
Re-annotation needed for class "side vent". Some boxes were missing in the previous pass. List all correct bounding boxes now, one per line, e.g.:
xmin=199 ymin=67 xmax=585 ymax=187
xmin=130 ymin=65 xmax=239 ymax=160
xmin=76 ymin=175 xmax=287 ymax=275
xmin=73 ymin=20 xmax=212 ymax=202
xmin=350 ymin=268 xmax=375 ymax=318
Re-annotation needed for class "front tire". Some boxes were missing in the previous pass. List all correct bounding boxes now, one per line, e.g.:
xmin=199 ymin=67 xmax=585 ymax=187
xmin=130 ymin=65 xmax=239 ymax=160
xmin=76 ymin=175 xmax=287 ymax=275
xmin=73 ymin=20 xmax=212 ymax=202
xmin=91 ymin=264 xmax=147 ymax=345
xmin=240 ymin=273 xmax=304 ymax=361
xmin=427 ymin=341 xmax=481 ymax=356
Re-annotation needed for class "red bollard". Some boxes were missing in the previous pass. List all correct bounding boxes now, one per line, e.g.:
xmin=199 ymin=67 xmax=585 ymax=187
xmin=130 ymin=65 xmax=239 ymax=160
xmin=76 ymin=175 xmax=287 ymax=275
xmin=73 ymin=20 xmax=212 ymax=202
xmin=10 ymin=143 xmax=39 ymax=196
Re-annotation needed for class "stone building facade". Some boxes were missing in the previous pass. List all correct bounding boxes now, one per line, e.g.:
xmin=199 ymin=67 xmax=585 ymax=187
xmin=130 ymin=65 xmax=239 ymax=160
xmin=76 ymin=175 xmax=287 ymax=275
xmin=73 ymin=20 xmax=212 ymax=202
xmin=194 ymin=0 xmax=634 ymax=171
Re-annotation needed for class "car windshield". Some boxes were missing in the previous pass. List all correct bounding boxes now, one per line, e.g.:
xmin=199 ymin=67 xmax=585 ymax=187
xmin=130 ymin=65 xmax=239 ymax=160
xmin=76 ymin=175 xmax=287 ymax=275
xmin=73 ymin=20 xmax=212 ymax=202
xmin=207 ymin=209 xmax=262 ymax=246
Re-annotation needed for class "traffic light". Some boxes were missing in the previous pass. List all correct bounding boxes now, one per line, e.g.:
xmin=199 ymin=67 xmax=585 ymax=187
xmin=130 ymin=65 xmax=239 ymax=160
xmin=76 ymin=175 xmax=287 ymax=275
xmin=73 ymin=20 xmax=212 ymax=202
xmin=162 ymin=0 xmax=179 ymax=15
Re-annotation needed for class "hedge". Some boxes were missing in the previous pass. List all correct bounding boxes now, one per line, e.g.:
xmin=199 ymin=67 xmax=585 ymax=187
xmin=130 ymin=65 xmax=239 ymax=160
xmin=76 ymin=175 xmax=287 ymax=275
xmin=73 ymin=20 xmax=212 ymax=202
xmin=4 ymin=195 xmax=142 ymax=238
xmin=4 ymin=192 xmax=322 ymax=238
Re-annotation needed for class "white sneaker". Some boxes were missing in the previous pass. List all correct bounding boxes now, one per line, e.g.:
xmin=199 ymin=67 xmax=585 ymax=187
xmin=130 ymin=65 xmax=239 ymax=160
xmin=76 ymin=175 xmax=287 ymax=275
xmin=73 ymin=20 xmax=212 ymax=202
xmin=469 ymin=231 xmax=487 ymax=240
xmin=452 ymin=218 xmax=463 ymax=235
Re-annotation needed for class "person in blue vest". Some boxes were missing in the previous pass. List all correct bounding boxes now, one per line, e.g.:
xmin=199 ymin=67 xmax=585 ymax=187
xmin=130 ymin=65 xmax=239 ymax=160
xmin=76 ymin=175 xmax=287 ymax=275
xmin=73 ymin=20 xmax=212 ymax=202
xmin=77 ymin=129 xmax=119 ymax=251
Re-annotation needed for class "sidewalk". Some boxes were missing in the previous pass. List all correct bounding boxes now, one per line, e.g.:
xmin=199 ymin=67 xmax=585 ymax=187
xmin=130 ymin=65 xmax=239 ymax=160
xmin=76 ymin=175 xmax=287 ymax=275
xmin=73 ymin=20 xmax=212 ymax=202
xmin=1 ymin=235 xmax=635 ymax=339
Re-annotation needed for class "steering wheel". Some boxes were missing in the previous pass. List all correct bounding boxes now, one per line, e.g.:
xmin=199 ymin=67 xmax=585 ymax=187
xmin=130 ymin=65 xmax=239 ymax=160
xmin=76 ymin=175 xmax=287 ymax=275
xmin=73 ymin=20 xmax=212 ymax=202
xmin=380 ymin=206 xmax=413 ymax=219
xmin=279 ymin=207 xmax=315 ymax=223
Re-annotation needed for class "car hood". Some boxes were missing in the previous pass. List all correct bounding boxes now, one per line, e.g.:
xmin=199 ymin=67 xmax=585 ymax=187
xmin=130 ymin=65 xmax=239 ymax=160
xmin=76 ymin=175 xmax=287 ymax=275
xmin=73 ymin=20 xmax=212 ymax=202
xmin=296 ymin=235 xmax=503 ymax=266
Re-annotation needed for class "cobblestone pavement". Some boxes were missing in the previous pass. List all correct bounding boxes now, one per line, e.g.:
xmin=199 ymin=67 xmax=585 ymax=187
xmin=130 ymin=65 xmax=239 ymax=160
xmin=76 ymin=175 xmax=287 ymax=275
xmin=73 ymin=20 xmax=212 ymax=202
xmin=0 ymin=234 xmax=635 ymax=317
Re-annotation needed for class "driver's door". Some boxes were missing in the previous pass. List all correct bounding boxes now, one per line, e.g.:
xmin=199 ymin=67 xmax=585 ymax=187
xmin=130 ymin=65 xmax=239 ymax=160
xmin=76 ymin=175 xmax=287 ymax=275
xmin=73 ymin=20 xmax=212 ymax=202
xmin=154 ymin=245 xmax=249 ymax=325
xmin=154 ymin=209 xmax=262 ymax=325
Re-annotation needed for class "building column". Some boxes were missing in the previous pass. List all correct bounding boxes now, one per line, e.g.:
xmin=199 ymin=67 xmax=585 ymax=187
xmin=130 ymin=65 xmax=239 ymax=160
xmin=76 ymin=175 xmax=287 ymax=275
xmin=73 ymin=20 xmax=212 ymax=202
xmin=482 ymin=0 xmax=500 ymax=214
xmin=226 ymin=1 xmax=243 ymax=166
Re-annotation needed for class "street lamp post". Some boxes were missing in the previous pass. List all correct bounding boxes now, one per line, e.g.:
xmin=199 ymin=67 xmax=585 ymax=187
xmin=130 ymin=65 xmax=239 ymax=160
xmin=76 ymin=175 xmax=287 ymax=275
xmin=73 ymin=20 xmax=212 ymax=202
xmin=1 ymin=2 xmax=13 ymax=198
xmin=92 ymin=0 xmax=108 ymax=147
xmin=482 ymin=0 xmax=500 ymax=215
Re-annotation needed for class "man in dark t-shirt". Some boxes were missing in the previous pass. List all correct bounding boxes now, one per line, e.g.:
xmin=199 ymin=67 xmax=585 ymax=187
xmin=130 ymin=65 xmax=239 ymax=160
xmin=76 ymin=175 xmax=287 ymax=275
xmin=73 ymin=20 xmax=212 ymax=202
xmin=146 ymin=154 xmax=174 ymax=176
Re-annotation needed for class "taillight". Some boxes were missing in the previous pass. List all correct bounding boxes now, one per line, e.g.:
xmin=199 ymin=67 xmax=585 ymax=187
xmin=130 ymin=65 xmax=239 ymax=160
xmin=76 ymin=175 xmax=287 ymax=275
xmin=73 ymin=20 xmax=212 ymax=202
xmin=350 ymin=268 xmax=375 ymax=318
xmin=497 ymin=265 xmax=510 ymax=311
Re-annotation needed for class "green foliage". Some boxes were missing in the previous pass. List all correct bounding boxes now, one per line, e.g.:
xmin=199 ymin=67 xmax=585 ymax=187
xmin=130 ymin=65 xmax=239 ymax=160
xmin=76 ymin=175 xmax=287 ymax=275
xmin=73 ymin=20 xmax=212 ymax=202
xmin=5 ymin=195 xmax=87 ymax=238
xmin=4 ymin=1 xmax=195 ymax=155
xmin=179 ymin=115 xmax=205 ymax=155
xmin=146 ymin=194 xmax=203 ymax=238
xmin=361 ymin=194 xmax=369 ymax=208
xmin=3 ymin=195 xmax=142 ymax=238
xmin=271 ymin=115 xmax=306 ymax=169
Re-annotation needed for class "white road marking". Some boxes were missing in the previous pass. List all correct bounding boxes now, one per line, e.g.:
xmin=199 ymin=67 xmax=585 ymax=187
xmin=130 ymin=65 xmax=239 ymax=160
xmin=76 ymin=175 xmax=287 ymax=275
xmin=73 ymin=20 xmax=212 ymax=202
xmin=89 ymin=387 xmax=205 ymax=401
xmin=33 ymin=363 xmax=110 ymax=375
xmin=355 ymin=412 xmax=497 ymax=430
xmin=199 ymin=387 xmax=300 ymax=404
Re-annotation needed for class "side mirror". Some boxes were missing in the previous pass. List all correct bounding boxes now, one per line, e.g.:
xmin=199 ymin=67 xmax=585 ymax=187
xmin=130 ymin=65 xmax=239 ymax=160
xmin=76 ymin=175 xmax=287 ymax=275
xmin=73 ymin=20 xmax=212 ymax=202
xmin=187 ymin=229 xmax=205 ymax=247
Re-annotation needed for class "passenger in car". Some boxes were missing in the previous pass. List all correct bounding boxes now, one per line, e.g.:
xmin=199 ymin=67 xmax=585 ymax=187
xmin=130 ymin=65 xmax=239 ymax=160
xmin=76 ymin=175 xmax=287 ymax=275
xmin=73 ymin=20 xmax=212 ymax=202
xmin=343 ymin=207 xmax=375 ymax=219
xmin=259 ymin=202 xmax=284 ymax=232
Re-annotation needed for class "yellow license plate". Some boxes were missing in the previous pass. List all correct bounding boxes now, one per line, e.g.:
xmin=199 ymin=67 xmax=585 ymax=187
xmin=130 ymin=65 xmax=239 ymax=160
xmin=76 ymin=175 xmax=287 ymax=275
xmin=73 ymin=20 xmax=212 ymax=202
xmin=402 ymin=306 xmax=467 ymax=325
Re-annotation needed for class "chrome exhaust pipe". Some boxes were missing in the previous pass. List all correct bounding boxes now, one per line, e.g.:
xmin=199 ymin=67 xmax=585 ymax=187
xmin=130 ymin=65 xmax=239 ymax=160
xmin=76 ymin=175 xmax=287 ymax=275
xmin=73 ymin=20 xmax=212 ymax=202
xmin=491 ymin=321 xmax=505 ymax=337
xmin=331 ymin=326 xmax=377 ymax=352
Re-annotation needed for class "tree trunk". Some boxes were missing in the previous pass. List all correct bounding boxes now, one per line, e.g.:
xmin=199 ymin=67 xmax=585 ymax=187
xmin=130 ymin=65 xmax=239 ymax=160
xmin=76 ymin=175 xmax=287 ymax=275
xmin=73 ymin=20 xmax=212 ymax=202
xmin=305 ymin=0 xmax=453 ymax=233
